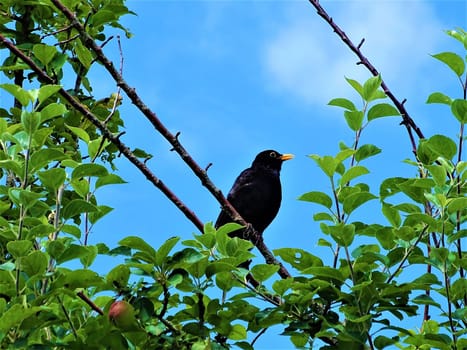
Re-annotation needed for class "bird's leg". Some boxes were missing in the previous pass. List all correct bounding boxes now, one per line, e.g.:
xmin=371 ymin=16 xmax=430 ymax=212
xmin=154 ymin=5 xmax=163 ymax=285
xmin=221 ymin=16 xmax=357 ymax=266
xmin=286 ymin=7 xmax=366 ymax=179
xmin=242 ymin=223 xmax=254 ymax=241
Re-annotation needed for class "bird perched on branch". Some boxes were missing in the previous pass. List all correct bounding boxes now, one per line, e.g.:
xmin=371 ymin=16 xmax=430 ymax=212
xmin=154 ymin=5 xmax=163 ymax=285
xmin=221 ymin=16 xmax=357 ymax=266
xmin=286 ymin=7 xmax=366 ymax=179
xmin=215 ymin=149 xmax=293 ymax=247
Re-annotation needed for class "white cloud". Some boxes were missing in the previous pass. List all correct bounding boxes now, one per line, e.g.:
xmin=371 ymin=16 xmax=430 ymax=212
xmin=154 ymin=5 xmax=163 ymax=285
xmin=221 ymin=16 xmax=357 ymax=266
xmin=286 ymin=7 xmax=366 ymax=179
xmin=263 ymin=1 xmax=445 ymax=105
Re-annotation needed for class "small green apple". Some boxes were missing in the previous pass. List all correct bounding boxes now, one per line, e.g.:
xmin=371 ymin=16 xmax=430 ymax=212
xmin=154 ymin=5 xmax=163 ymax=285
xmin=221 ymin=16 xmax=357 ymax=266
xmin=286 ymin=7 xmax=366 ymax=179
xmin=108 ymin=300 xmax=139 ymax=331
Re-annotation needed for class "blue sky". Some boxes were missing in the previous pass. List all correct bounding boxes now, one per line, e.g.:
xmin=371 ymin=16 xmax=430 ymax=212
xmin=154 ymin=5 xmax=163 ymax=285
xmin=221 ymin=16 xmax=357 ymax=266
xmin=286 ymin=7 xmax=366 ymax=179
xmin=83 ymin=0 xmax=466 ymax=348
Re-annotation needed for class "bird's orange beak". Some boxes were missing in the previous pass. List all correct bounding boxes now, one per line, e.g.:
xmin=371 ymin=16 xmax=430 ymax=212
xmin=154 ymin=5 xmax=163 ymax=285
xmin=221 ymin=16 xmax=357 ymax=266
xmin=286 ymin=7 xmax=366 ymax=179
xmin=280 ymin=153 xmax=294 ymax=161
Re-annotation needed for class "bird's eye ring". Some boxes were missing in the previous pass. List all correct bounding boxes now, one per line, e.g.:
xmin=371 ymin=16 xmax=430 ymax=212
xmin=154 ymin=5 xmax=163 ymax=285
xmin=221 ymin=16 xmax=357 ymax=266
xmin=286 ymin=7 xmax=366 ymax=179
xmin=269 ymin=151 xmax=277 ymax=158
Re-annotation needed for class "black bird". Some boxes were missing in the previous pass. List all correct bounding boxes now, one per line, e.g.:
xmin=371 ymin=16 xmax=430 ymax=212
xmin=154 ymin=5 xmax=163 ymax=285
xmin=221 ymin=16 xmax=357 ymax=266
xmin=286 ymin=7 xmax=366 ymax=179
xmin=215 ymin=149 xmax=293 ymax=245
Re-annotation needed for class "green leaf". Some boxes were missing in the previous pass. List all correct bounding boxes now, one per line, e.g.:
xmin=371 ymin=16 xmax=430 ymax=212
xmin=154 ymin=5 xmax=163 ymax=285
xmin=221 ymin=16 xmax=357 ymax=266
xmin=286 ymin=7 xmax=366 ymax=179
xmin=412 ymin=294 xmax=441 ymax=308
xmin=187 ymin=256 xmax=209 ymax=278
xmin=0 ymin=160 xmax=22 ymax=177
xmin=21 ymin=110 xmax=41 ymax=136
xmin=192 ymin=232 xmax=216 ymax=249
xmin=328 ymin=223 xmax=355 ymax=247
xmin=339 ymin=165 xmax=369 ymax=186
xmin=95 ymin=174 xmax=127 ymax=189
xmin=345 ymin=77 xmax=363 ymax=97
xmin=33 ymin=44 xmax=57 ymax=66
xmin=21 ymin=251 xmax=48 ymax=277
xmin=155 ymin=236 xmax=180 ymax=266
xmin=216 ymin=222 xmax=244 ymax=237
xmin=132 ymin=148 xmax=153 ymax=160
xmin=78 ymin=246 xmax=98 ymax=267
xmin=382 ymin=203 xmax=401 ymax=228
xmin=328 ymin=98 xmax=356 ymax=111
xmin=313 ymin=212 xmax=334 ymax=222
xmin=375 ymin=227 xmax=395 ymax=250
xmin=336 ymin=148 xmax=357 ymax=162
xmin=425 ymin=164 xmax=447 ymax=187
xmin=38 ymin=168 xmax=67 ymax=191
xmin=432 ymin=52 xmax=465 ymax=76
xmin=88 ymin=137 xmax=110 ymax=160
xmin=66 ymin=125 xmax=90 ymax=143
xmin=228 ymin=324 xmax=247 ymax=340
xmin=343 ymin=191 xmax=377 ymax=214
xmin=250 ymin=264 xmax=280 ymax=282
xmin=317 ymin=238 xmax=333 ymax=247
xmin=447 ymin=197 xmax=467 ymax=214
xmin=7 ymin=240 xmax=33 ymax=258
xmin=451 ymin=278 xmax=467 ymax=302
xmin=54 ymin=269 xmax=102 ymax=289
xmin=74 ymin=39 xmax=93 ymax=69
xmin=55 ymin=244 xmax=92 ymax=265
xmin=72 ymin=163 xmax=109 ymax=179
xmin=344 ymin=110 xmax=364 ymax=131
xmin=40 ymin=103 xmax=67 ymax=123
xmin=451 ymin=99 xmax=467 ymax=123
xmin=290 ymin=333 xmax=308 ymax=347
xmin=426 ymin=92 xmax=452 ymax=105
xmin=272 ymin=278 xmax=294 ymax=296
xmin=70 ymin=178 xmax=89 ymax=198
xmin=205 ymin=261 xmax=235 ymax=278
xmin=61 ymin=224 xmax=82 ymax=239
xmin=309 ymin=154 xmax=338 ymax=178
xmin=215 ymin=271 xmax=235 ymax=291
xmin=119 ymin=236 xmax=156 ymax=258
xmin=425 ymin=134 xmax=457 ymax=160
xmin=362 ymin=75 xmax=383 ymax=101
xmin=30 ymin=148 xmax=67 ymax=172
xmin=62 ymin=199 xmax=98 ymax=219
xmin=88 ymin=205 xmax=113 ymax=224
xmin=298 ymin=191 xmax=332 ymax=209
xmin=367 ymin=103 xmax=399 ymax=121
xmin=0 ymin=84 xmax=32 ymax=106
xmin=355 ymin=144 xmax=382 ymax=162
xmin=8 ymin=188 xmax=43 ymax=210
xmin=91 ymin=10 xmax=117 ymax=27
xmin=0 ymin=304 xmax=42 ymax=332
xmin=37 ymin=85 xmax=62 ymax=104
xmin=445 ymin=28 xmax=467 ymax=48
xmin=106 ymin=264 xmax=130 ymax=289
xmin=273 ymin=248 xmax=323 ymax=271
xmin=374 ymin=335 xmax=398 ymax=349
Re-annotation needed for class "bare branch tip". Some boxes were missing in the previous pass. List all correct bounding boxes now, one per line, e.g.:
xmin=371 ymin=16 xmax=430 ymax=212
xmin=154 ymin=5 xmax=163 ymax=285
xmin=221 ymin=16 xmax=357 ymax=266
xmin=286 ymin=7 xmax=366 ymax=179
xmin=357 ymin=38 xmax=365 ymax=50
xmin=205 ymin=162 xmax=213 ymax=172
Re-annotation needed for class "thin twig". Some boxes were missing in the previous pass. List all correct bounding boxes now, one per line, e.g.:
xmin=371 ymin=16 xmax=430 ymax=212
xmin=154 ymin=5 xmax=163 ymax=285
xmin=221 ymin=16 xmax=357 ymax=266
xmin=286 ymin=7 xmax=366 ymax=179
xmin=57 ymin=296 xmax=78 ymax=339
xmin=387 ymin=225 xmax=429 ymax=284
xmin=77 ymin=290 xmax=104 ymax=315
xmin=251 ymin=328 xmax=268 ymax=347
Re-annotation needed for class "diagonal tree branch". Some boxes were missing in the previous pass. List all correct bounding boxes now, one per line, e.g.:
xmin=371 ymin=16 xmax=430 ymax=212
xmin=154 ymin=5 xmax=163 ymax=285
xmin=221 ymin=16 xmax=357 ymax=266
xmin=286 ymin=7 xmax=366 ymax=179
xmin=48 ymin=0 xmax=292 ymax=279
xmin=307 ymin=0 xmax=425 ymax=154
xmin=0 ymin=33 xmax=204 ymax=234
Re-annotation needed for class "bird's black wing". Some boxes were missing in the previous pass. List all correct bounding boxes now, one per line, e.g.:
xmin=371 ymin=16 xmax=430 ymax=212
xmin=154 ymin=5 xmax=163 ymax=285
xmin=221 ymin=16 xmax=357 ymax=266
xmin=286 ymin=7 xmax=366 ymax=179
xmin=215 ymin=167 xmax=281 ymax=234
xmin=215 ymin=168 xmax=254 ymax=228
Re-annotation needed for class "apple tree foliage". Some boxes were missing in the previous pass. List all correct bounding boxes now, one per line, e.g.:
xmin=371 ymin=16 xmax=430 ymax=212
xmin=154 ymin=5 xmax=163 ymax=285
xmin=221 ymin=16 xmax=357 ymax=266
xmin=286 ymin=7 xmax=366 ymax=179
xmin=0 ymin=1 xmax=466 ymax=349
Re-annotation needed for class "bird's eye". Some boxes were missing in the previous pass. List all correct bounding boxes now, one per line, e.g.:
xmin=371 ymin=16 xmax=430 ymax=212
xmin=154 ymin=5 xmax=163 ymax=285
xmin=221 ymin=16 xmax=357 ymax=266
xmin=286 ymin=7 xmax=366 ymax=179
xmin=269 ymin=151 xmax=277 ymax=158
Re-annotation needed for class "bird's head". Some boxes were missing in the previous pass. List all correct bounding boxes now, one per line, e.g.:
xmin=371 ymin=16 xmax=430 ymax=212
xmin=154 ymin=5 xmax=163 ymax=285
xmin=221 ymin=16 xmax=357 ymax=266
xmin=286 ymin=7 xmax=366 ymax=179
xmin=252 ymin=150 xmax=294 ymax=172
